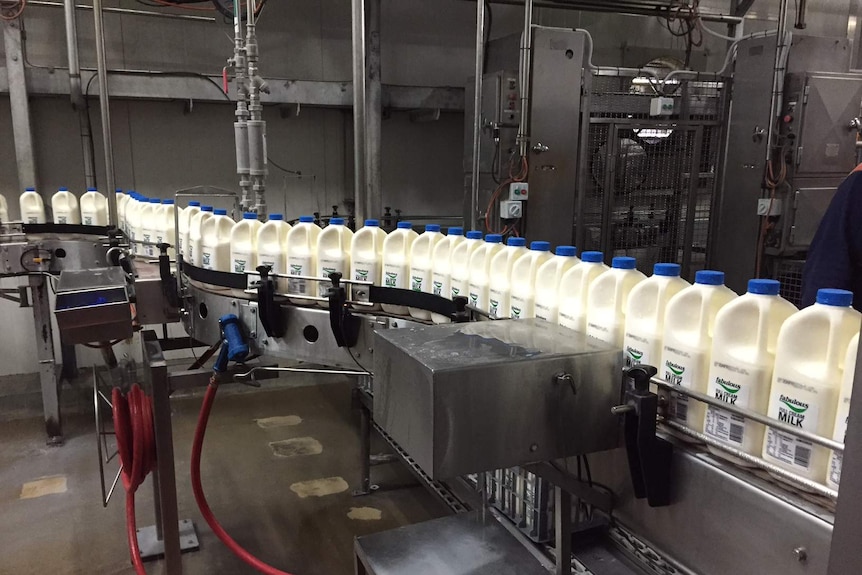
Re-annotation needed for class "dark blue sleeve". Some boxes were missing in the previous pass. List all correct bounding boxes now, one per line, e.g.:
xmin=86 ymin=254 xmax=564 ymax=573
xmin=801 ymin=172 xmax=862 ymax=308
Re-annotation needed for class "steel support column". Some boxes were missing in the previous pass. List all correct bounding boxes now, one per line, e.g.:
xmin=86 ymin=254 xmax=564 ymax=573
xmin=92 ymin=0 xmax=118 ymax=226
xmin=3 ymin=19 xmax=38 ymax=190
xmin=365 ymin=0 xmax=383 ymax=223
xmin=351 ymin=0 xmax=368 ymax=225
xmin=468 ymin=0 xmax=486 ymax=231
xmin=29 ymin=275 xmax=62 ymax=443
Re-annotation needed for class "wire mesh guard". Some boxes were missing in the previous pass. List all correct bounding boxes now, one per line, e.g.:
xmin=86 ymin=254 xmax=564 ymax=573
xmin=579 ymin=74 xmax=727 ymax=282
xmin=772 ymin=258 xmax=806 ymax=307
xmin=467 ymin=468 xmax=554 ymax=543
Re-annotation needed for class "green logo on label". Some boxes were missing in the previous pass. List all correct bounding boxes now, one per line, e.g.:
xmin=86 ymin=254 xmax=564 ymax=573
xmin=628 ymin=349 xmax=643 ymax=361
xmin=717 ymin=381 xmax=739 ymax=395
xmin=356 ymin=270 xmax=369 ymax=281
xmin=385 ymin=272 xmax=398 ymax=287
xmin=666 ymin=362 xmax=685 ymax=377
xmin=290 ymin=264 xmax=303 ymax=275
xmin=511 ymin=306 xmax=521 ymax=318
xmin=780 ymin=399 xmax=808 ymax=414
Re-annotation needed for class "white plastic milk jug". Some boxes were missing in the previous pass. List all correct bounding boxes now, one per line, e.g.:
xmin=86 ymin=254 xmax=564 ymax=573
xmin=80 ymin=188 xmax=108 ymax=226
xmin=623 ymin=263 xmax=690 ymax=367
xmin=487 ymin=237 xmax=528 ymax=319
xmin=586 ymin=257 xmax=646 ymax=346
xmin=534 ymin=246 xmax=579 ymax=323
xmin=0 ymin=193 xmax=7 ymax=222
xmin=317 ymin=217 xmax=354 ymax=306
xmin=703 ymin=279 xmax=797 ymax=461
xmin=19 ymin=187 xmax=46 ymax=224
xmin=141 ymin=198 xmax=163 ymax=257
xmin=178 ymin=201 xmax=201 ymax=258
xmin=467 ymin=234 xmax=504 ymax=315
xmin=381 ymin=222 xmax=418 ymax=315
xmin=126 ymin=194 xmax=143 ymax=253
xmin=662 ymin=270 xmax=737 ymax=434
xmin=286 ymin=215 xmax=321 ymax=303
xmin=430 ymin=227 xmax=465 ymax=324
xmin=156 ymin=199 xmax=176 ymax=258
xmin=257 ymin=213 xmax=291 ymax=289
xmin=510 ymin=241 xmax=553 ymax=320
xmin=188 ymin=204 xmax=213 ymax=266
xmin=115 ymin=190 xmax=127 ymax=230
xmin=350 ymin=219 xmax=386 ymax=308
xmin=52 ymin=188 xmax=80 ymax=224
xmin=827 ymin=333 xmax=859 ymax=490
xmin=408 ymin=224 xmax=445 ymax=320
xmin=231 ymin=212 xmax=262 ymax=274
xmin=558 ymin=252 xmax=609 ymax=333
xmin=450 ymin=231 xmax=483 ymax=303
xmin=763 ymin=288 xmax=861 ymax=483
xmin=200 ymin=208 xmax=234 ymax=271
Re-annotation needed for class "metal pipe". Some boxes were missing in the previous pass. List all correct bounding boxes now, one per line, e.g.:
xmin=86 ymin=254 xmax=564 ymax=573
xmin=232 ymin=0 xmax=251 ymax=212
xmin=516 ymin=0 xmax=533 ymax=158
xmin=652 ymin=376 xmax=844 ymax=453
xmin=764 ymin=0 xmax=791 ymax=164
xmin=235 ymin=366 xmax=371 ymax=378
xmin=92 ymin=0 xmax=117 ymax=226
xmin=245 ymin=0 xmax=267 ymax=216
xmin=365 ymin=0 xmax=382 ymax=223
xmin=63 ymin=0 xmax=96 ymax=189
xmin=468 ymin=0 xmax=486 ymax=231
xmin=30 ymin=1 xmax=216 ymax=22
xmin=351 ymin=0 xmax=368 ymax=225
xmin=460 ymin=0 xmax=744 ymax=23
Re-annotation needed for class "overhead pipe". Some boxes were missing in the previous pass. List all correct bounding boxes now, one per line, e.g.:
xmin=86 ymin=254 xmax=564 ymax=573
xmin=92 ymin=0 xmax=117 ymax=226
xmin=458 ymin=0 xmax=743 ymax=24
xmin=245 ymin=0 xmax=269 ymax=216
xmin=62 ymin=0 xmax=96 ymax=189
xmin=232 ymin=0 xmax=252 ymax=212
xmin=468 ymin=0 xmax=485 ymax=231
xmin=351 ymin=0 xmax=368 ymax=225
xmin=31 ymin=1 xmax=216 ymax=22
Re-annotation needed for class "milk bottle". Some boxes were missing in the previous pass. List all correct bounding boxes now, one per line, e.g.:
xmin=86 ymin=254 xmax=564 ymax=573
xmin=200 ymin=208 xmax=234 ymax=271
xmin=126 ymin=194 xmax=144 ymax=253
xmin=52 ymin=188 xmax=80 ymax=224
xmin=763 ymin=289 xmax=861 ymax=483
xmin=703 ymin=279 xmax=797 ymax=462
xmin=534 ymin=246 xmax=579 ymax=323
xmin=623 ymin=263 xmax=690 ymax=367
xmin=178 ymin=201 xmax=201 ymax=258
xmin=317 ymin=217 xmax=354 ymax=306
xmin=188 ymin=205 xmax=213 ymax=266
xmin=827 ymin=333 xmax=859 ymax=489
xmin=487 ymin=237 xmax=528 ymax=319
xmin=662 ymin=270 xmax=737 ymax=434
xmin=286 ymin=215 xmax=321 ymax=304
xmin=408 ymin=224 xmax=445 ymax=320
xmin=430 ymin=227 xmax=465 ymax=324
xmin=115 ymin=189 xmax=127 ymax=230
xmin=19 ymin=187 xmax=46 ymax=224
xmin=231 ymin=212 xmax=263 ymax=274
xmin=381 ymin=222 xmax=418 ymax=315
xmin=450 ymin=231 xmax=483 ymax=303
xmin=510 ymin=241 xmax=553 ymax=320
xmin=141 ymin=198 xmax=162 ymax=257
xmin=350 ymin=219 xmax=386 ymax=308
xmin=156 ymin=199 xmax=176 ymax=258
xmin=0 ymin=193 xmax=8 ymax=222
xmin=558 ymin=252 xmax=609 ymax=333
xmin=80 ymin=188 xmax=108 ymax=226
xmin=585 ymin=257 xmax=646 ymax=346
xmin=257 ymin=213 xmax=292 ymax=289
xmin=467 ymin=234 xmax=504 ymax=315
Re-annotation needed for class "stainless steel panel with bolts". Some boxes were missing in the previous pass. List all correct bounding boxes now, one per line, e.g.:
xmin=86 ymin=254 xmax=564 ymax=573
xmin=372 ymin=319 xmax=622 ymax=479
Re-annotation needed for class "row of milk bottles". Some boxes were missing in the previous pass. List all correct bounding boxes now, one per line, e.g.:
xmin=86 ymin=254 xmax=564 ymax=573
xmin=5 ymin=187 xmax=110 ymax=225
xmin=555 ymin=254 xmax=859 ymax=490
xmin=116 ymin=191 xmax=177 ymax=258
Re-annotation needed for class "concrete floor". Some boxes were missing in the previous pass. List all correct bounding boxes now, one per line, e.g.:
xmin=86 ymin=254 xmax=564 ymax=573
xmin=0 ymin=377 xmax=449 ymax=575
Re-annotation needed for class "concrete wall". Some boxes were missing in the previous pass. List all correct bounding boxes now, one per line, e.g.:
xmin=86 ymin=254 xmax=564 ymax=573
xmin=0 ymin=0 xmax=857 ymax=377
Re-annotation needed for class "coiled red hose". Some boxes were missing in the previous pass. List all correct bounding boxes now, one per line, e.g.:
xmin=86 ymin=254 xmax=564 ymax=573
xmin=112 ymin=385 xmax=156 ymax=575
xmin=191 ymin=381 xmax=297 ymax=575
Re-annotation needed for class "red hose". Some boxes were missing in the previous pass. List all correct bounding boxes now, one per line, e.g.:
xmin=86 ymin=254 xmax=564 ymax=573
xmin=113 ymin=385 xmax=156 ymax=575
xmin=191 ymin=382 xmax=297 ymax=575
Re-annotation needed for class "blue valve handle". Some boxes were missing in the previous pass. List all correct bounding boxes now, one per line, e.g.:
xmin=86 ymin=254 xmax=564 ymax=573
xmin=217 ymin=314 xmax=249 ymax=370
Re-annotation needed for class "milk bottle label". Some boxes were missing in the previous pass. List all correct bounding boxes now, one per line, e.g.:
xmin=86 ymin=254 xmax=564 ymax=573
xmin=663 ymin=345 xmax=704 ymax=424
xmin=58 ymin=215 xmax=68 ymax=224
xmin=431 ymin=271 xmax=447 ymax=297
xmin=704 ymin=362 xmax=762 ymax=446
xmin=383 ymin=263 xmax=408 ymax=289
xmin=510 ymin=294 xmax=530 ymax=319
xmin=233 ymin=251 xmax=253 ymax=274
xmin=201 ymin=250 xmax=213 ymax=269
xmin=411 ymin=269 xmax=429 ymax=292
xmin=450 ymin=279 xmax=466 ymax=300
xmin=353 ymin=260 xmax=378 ymax=284
xmin=288 ymin=256 xmax=312 ymax=295
xmin=764 ymin=386 xmax=819 ymax=470
xmin=534 ymin=302 xmax=554 ymax=322
xmin=27 ymin=216 xmax=38 ymax=224
xmin=83 ymin=215 xmax=93 ymax=225
xmin=258 ymin=253 xmax=281 ymax=274
xmin=587 ymin=321 xmax=618 ymax=346
xmin=468 ymin=282 xmax=487 ymax=311
xmin=488 ymin=287 xmax=505 ymax=318
xmin=828 ymin=400 xmax=850 ymax=485
xmin=319 ymin=259 xmax=345 ymax=297
xmin=558 ymin=310 xmax=581 ymax=332
xmin=624 ymin=333 xmax=656 ymax=367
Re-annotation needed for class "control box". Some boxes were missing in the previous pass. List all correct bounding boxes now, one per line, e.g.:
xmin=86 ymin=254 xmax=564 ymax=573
xmin=650 ymin=97 xmax=675 ymax=116
xmin=500 ymin=200 xmax=523 ymax=219
xmin=508 ymin=182 xmax=529 ymax=201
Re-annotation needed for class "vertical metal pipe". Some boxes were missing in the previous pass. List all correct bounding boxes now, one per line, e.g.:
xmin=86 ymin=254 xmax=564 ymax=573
xmin=764 ymin=0 xmax=790 ymax=163
xmin=516 ymin=0 xmax=534 ymax=158
xmin=92 ymin=0 xmax=117 ymax=226
xmin=469 ymin=0 xmax=486 ymax=231
xmin=365 ymin=0 xmax=382 ymax=223
xmin=3 ymin=20 xmax=38 ymax=190
xmin=63 ymin=0 xmax=96 ymax=189
xmin=351 ymin=0 xmax=368 ymax=225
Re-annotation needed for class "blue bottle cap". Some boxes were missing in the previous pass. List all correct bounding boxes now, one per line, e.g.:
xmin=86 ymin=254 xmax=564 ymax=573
xmin=87 ymin=187 xmax=98 ymax=192
xmin=654 ymin=263 xmax=681 ymax=277
xmin=530 ymin=241 xmax=551 ymax=252
xmin=397 ymin=221 xmax=413 ymax=229
xmin=448 ymin=227 xmax=464 ymax=236
xmin=330 ymin=217 xmax=345 ymax=225
xmin=581 ymin=251 xmax=603 ymax=263
xmin=139 ymin=197 xmax=150 ymax=203
xmin=299 ymin=215 xmax=315 ymax=223
xmin=269 ymin=214 xmax=284 ymax=221
xmin=507 ymin=237 xmax=527 ymax=247
xmin=748 ymin=279 xmax=780 ymax=296
xmin=817 ymin=288 xmax=854 ymax=307
xmin=188 ymin=201 xmax=201 ymax=207
xmin=24 ymin=187 xmax=35 ymax=192
xmin=466 ymin=231 xmax=483 ymax=240
xmin=364 ymin=219 xmax=379 ymax=227
xmin=243 ymin=212 xmax=258 ymax=219
xmin=201 ymin=205 xmax=214 ymax=212
xmin=213 ymin=208 xmax=228 ymax=216
xmin=149 ymin=198 xmax=161 ymax=204
xmin=485 ymin=234 xmax=503 ymax=244
xmin=425 ymin=224 xmax=441 ymax=232
xmin=695 ymin=270 xmax=725 ymax=286
xmin=115 ymin=188 xmax=123 ymax=193
xmin=556 ymin=246 xmax=577 ymax=257
xmin=612 ymin=256 xmax=636 ymax=270
xmin=59 ymin=187 xmax=69 ymax=192
xmin=162 ymin=199 xmax=175 ymax=205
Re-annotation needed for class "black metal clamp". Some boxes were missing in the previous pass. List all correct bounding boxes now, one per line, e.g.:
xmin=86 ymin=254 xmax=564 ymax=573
xmin=156 ymin=243 xmax=180 ymax=309
xmin=256 ymin=265 xmax=286 ymax=338
xmin=613 ymin=365 xmax=673 ymax=507
xmin=327 ymin=272 xmax=361 ymax=348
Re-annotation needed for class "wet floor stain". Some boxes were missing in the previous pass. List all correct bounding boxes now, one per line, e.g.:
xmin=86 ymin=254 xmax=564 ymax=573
xmin=270 ymin=437 xmax=323 ymax=458
xmin=290 ymin=477 xmax=349 ymax=498
xmin=255 ymin=415 xmax=303 ymax=429
xmin=20 ymin=476 xmax=67 ymax=500
xmin=347 ymin=507 xmax=382 ymax=521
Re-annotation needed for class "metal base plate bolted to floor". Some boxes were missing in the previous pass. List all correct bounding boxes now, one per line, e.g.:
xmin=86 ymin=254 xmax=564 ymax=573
xmin=137 ymin=519 xmax=200 ymax=560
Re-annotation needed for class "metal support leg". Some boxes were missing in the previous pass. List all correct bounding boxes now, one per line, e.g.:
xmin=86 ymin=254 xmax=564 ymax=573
xmin=30 ymin=275 xmax=62 ymax=444
xmin=354 ymin=399 xmax=376 ymax=496
xmin=3 ymin=19 xmax=38 ymax=189
xmin=555 ymin=486 xmax=572 ymax=575
xmin=60 ymin=343 xmax=79 ymax=381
